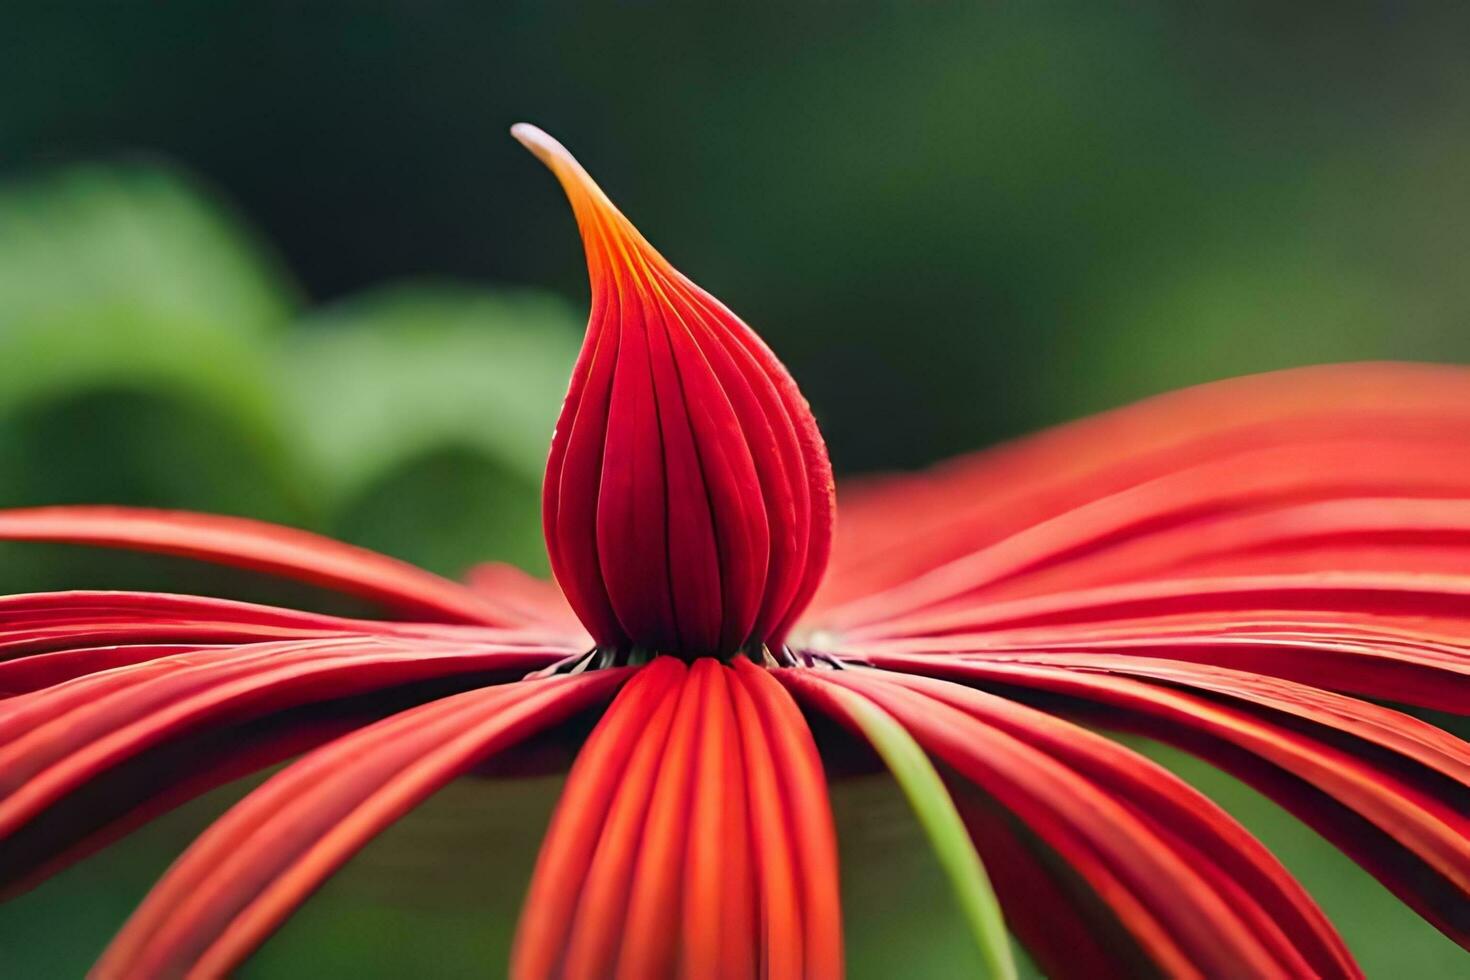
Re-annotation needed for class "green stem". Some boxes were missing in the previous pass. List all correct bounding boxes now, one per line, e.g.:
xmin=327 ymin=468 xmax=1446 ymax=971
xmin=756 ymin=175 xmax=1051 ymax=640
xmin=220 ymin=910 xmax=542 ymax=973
xmin=827 ymin=682 xmax=1018 ymax=980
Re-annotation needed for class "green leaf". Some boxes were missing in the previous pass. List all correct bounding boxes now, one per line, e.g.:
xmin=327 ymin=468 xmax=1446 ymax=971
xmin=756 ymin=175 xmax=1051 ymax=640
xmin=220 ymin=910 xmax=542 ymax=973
xmin=826 ymin=682 xmax=1018 ymax=980
xmin=330 ymin=447 xmax=548 ymax=578
xmin=276 ymin=284 xmax=582 ymax=510
xmin=0 ymin=164 xmax=293 ymax=421
xmin=0 ymin=162 xmax=297 ymax=338
xmin=0 ymin=164 xmax=307 ymax=523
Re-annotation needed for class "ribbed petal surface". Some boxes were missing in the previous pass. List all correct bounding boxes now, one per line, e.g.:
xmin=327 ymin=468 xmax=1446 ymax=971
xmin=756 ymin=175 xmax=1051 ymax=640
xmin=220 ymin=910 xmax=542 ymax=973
xmin=799 ymin=363 xmax=1470 ymax=970
xmin=512 ymin=657 xmax=841 ymax=979
xmin=515 ymin=125 xmax=834 ymax=655
xmin=785 ymin=668 xmax=1352 ymax=978
xmin=813 ymin=363 xmax=1470 ymax=615
xmin=94 ymin=670 xmax=626 ymax=978
xmin=0 ymin=507 xmax=536 ymax=626
xmin=0 ymin=589 xmax=583 ymax=898
xmin=861 ymin=655 xmax=1470 ymax=947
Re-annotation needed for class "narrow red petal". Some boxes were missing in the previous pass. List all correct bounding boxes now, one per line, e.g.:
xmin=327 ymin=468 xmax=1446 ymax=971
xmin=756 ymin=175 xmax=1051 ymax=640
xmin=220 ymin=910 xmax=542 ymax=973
xmin=730 ymin=666 xmax=804 ymax=980
xmin=813 ymin=362 xmax=1470 ymax=614
xmin=782 ymin=669 xmax=1205 ymax=975
xmin=559 ymin=665 xmax=687 ymax=979
xmin=94 ymin=670 xmax=626 ymax=978
xmin=0 ymin=643 xmax=215 ymax=695
xmin=0 ymin=506 xmax=524 ymax=625
xmin=0 ymin=591 xmax=561 ymax=656
xmin=464 ymin=562 xmax=587 ymax=637
xmin=982 ymin=496 xmax=1470 ymax=604
xmin=870 ymin=668 xmax=1359 ymax=977
xmin=0 ymin=591 xmax=575 ymax=696
xmin=511 ymin=658 xmax=684 ymax=979
xmin=516 ymin=658 xmax=828 ymax=980
xmin=683 ymin=661 xmax=755 ymax=980
xmin=0 ymin=702 xmax=382 ymax=900
xmin=974 ymin=653 xmax=1470 ymax=779
xmin=941 ymin=777 xmax=1151 ymax=979
xmin=732 ymin=659 xmax=843 ymax=980
xmin=840 ymin=615 xmax=1470 ymax=712
xmin=867 ymin=654 xmax=1470 ymax=948
xmin=0 ymin=636 xmax=570 ymax=845
xmin=796 ymin=668 xmax=1312 ymax=976
xmin=822 ymin=438 xmax=1470 ymax=631
xmin=842 ymin=572 xmax=1470 ymax=652
xmin=615 ymin=657 xmax=706 ymax=978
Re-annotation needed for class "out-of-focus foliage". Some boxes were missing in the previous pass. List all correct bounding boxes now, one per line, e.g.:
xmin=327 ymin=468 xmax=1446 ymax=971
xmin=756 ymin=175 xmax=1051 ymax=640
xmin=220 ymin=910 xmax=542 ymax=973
xmin=280 ymin=287 xmax=578 ymax=575
xmin=6 ymin=4 xmax=1467 ymax=473
xmin=0 ymin=166 xmax=297 ymax=520
xmin=0 ymin=165 xmax=579 ymax=594
xmin=282 ymin=287 xmax=576 ymax=505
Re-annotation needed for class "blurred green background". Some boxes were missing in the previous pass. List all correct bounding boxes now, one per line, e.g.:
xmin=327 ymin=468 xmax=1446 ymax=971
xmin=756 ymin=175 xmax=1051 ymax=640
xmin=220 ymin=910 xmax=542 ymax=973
xmin=1 ymin=3 xmax=1467 ymax=976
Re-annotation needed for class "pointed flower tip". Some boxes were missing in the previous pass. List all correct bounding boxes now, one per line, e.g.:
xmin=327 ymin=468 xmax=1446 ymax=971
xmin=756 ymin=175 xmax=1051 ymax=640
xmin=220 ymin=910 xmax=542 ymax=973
xmin=509 ymin=122 xmax=571 ymax=172
xmin=510 ymin=122 xmax=614 ymax=219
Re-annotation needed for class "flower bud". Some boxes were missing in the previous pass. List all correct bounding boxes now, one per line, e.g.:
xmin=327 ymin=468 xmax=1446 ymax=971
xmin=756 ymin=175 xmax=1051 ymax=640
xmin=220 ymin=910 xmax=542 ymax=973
xmin=514 ymin=124 xmax=834 ymax=656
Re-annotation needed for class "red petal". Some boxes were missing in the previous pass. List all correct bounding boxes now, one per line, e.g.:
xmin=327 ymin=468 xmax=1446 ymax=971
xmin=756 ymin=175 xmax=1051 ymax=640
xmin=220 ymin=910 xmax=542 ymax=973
xmin=684 ymin=661 xmax=756 ymax=980
xmin=511 ymin=658 xmax=685 ymax=979
xmin=0 ymin=591 xmax=571 ymax=694
xmin=821 ymin=439 xmax=1470 ymax=632
xmin=513 ymin=658 xmax=839 ymax=980
xmin=812 ymin=363 xmax=1470 ymax=617
xmin=867 ymin=654 xmax=1470 ymax=948
xmin=1 ymin=643 xmax=217 ymax=695
xmin=729 ymin=666 xmax=803 ymax=980
xmin=842 ymin=571 xmax=1470 ymax=649
xmin=2 ymin=708 xmax=362 ymax=898
xmin=94 ymin=670 xmax=626 ymax=978
xmin=0 ymin=506 xmax=529 ymax=625
xmin=0 ymin=635 xmax=570 ymax=845
xmin=615 ymin=657 xmax=706 ymax=978
xmin=840 ymin=614 xmax=1470 ymax=712
xmin=783 ymin=669 xmax=1276 ymax=976
xmin=940 ymin=778 xmax=1152 ymax=979
xmin=971 ymin=653 xmax=1470 ymax=781
xmin=557 ymin=664 xmax=687 ymax=979
xmin=0 ymin=591 xmax=555 ymax=650
xmin=732 ymin=659 xmax=843 ymax=979
xmin=983 ymin=497 xmax=1470 ymax=602
xmin=868 ymin=668 xmax=1359 ymax=977
xmin=464 ymin=562 xmax=587 ymax=638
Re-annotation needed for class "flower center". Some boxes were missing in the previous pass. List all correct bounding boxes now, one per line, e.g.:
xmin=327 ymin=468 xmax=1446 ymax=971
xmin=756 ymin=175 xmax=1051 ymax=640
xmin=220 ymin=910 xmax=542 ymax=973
xmin=515 ymin=124 xmax=834 ymax=659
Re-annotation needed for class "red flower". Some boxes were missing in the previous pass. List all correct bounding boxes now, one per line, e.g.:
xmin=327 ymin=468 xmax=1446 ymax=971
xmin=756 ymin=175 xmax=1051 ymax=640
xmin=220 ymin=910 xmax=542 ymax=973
xmin=1 ymin=125 xmax=1467 ymax=978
